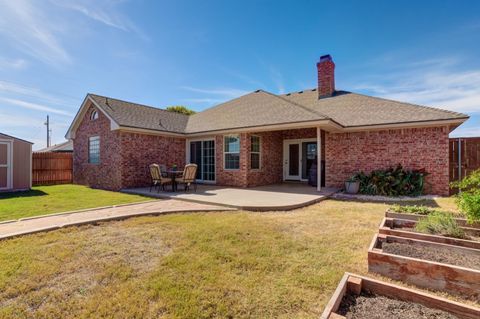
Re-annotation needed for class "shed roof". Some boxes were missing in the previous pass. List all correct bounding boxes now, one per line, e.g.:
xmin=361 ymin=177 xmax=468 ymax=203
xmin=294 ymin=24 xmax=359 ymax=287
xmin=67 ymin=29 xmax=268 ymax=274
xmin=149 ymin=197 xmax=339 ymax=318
xmin=0 ymin=132 xmax=33 ymax=144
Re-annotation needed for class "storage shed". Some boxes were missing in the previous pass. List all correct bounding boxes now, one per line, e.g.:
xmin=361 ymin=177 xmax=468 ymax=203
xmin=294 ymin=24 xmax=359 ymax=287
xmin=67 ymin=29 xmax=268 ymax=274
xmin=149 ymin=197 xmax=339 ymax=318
xmin=0 ymin=132 xmax=32 ymax=192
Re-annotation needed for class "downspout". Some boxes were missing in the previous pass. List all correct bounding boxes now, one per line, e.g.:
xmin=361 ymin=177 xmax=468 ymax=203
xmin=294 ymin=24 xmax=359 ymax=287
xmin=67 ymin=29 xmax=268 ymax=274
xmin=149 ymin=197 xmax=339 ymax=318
xmin=317 ymin=126 xmax=322 ymax=191
xmin=458 ymin=138 xmax=462 ymax=193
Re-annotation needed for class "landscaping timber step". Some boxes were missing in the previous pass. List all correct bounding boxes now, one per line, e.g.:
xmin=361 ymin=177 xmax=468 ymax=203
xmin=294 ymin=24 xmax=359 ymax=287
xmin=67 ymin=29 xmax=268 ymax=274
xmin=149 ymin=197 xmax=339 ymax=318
xmin=321 ymin=273 xmax=480 ymax=319
xmin=385 ymin=209 xmax=480 ymax=228
xmin=368 ymin=233 xmax=480 ymax=299
xmin=379 ymin=217 xmax=480 ymax=249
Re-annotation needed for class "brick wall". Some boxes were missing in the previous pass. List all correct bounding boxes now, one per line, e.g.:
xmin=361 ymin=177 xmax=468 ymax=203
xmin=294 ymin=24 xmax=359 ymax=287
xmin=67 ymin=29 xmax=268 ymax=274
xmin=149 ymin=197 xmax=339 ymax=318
xmin=215 ymin=133 xmax=249 ymax=187
xmin=73 ymin=104 xmax=123 ymax=190
xmin=325 ymin=126 xmax=450 ymax=196
xmin=282 ymin=128 xmax=317 ymax=139
xmin=73 ymin=102 xmax=186 ymax=191
xmin=214 ymin=128 xmax=319 ymax=188
xmin=74 ymin=107 xmax=450 ymax=196
xmin=119 ymin=132 xmax=186 ymax=188
xmin=317 ymin=55 xmax=335 ymax=98
xmin=246 ymin=131 xmax=283 ymax=187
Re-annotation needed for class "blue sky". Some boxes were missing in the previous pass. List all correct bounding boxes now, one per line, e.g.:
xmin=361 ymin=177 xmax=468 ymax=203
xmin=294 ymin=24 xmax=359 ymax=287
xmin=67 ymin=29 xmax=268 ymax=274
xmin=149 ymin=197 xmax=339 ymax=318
xmin=0 ymin=0 xmax=479 ymax=150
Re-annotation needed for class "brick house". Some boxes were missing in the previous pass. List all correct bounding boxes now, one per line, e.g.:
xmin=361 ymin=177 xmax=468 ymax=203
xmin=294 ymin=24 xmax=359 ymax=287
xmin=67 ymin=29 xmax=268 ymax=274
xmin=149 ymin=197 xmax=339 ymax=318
xmin=66 ymin=55 xmax=468 ymax=196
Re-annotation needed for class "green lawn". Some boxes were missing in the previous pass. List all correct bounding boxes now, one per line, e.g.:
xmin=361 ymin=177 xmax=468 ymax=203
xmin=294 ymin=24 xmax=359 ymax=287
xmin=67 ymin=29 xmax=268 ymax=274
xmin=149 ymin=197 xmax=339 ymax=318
xmin=0 ymin=184 xmax=150 ymax=221
xmin=0 ymin=198 xmax=468 ymax=318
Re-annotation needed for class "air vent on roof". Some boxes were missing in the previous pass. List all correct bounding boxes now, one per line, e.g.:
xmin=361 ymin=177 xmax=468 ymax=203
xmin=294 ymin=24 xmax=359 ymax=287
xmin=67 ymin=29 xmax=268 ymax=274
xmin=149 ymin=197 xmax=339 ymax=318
xmin=298 ymin=91 xmax=303 ymax=94
xmin=286 ymin=93 xmax=291 ymax=96
xmin=254 ymin=89 xmax=261 ymax=93
xmin=311 ymin=88 xmax=316 ymax=91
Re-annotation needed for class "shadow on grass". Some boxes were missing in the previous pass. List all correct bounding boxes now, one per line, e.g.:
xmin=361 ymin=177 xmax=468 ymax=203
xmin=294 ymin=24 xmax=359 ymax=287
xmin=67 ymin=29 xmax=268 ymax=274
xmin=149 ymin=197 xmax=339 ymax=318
xmin=0 ymin=189 xmax=48 ymax=199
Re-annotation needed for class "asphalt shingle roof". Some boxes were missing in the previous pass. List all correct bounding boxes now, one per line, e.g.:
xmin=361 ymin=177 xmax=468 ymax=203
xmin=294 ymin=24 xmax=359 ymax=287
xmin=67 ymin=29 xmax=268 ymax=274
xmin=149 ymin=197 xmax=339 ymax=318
xmin=282 ymin=89 xmax=467 ymax=127
xmin=184 ymin=90 xmax=329 ymax=133
xmin=89 ymin=94 xmax=189 ymax=134
xmin=37 ymin=140 xmax=73 ymax=152
xmin=87 ymin=88 xmax=468 ymax=135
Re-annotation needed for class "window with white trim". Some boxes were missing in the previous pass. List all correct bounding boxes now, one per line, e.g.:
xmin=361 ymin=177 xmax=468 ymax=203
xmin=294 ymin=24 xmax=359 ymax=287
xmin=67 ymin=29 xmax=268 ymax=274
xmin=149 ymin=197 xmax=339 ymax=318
xmin=90 ymin=110 xmax=99 ymax=120
xmin=224 ymin=135 xmax=240 ymax=169
xmin=88 ymin=136 xmax=100 ymax=164
xmin=250 ymin=135 xmax=261 ymax=170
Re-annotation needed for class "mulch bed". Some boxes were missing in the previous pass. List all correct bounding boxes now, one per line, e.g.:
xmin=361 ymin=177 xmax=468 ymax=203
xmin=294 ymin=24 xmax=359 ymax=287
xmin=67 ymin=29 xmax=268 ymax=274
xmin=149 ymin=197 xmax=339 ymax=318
xmin=338 ymin=292 xmax=459 ymax=319
xmin=383 ymin=241 xmax=480 ymax=270
xmin=396 ymin=226 xmax=480 ymax=242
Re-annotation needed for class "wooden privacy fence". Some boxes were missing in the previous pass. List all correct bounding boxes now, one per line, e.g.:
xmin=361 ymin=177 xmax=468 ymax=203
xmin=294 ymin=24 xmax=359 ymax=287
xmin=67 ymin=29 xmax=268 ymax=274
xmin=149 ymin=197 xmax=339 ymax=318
xmin=32 ymin=152 xmax=73 ymax=185
xmin=449 ymin=137 xmax=480 ymax=194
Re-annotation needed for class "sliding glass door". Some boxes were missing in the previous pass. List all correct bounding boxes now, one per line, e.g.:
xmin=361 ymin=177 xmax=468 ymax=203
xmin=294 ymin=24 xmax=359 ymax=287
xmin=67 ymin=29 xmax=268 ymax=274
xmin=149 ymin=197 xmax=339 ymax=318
xmin=189 ymin=140 xmax=215 ymax=182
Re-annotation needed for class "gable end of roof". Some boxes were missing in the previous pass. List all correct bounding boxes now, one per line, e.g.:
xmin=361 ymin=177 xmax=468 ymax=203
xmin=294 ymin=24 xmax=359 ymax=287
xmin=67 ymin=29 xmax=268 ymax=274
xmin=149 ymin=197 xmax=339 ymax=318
xmin=65 ymin=94 xmax=120 ymax=139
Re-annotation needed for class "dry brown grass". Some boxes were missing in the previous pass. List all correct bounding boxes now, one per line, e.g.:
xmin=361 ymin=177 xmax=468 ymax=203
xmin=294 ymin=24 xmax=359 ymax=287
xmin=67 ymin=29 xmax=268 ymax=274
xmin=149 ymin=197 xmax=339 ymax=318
xmin=0 ymin=197 xmax=470 ymax=318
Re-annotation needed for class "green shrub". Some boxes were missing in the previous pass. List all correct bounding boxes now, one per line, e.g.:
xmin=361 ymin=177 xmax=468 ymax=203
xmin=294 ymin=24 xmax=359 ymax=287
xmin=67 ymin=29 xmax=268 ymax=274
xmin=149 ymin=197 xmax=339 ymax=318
xmin=414 ymin=211 xmax=465 ymax=238
xmin=451 ymin=169 xmax=480 ymax=224
xmin=352 ymin=164 xmax=427 ymax=197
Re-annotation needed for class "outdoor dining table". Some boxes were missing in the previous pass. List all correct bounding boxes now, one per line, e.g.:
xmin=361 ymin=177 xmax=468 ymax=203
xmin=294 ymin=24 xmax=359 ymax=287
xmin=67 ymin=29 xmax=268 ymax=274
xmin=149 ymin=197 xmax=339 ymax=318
xmin=166 ymin=169 xmax=183 ymax=192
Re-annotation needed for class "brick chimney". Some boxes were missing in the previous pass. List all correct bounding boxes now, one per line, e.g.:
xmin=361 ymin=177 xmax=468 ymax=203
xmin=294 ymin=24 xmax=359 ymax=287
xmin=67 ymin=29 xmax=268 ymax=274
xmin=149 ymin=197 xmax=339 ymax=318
xmin=317 ymin=54 xmax=335 ymax=98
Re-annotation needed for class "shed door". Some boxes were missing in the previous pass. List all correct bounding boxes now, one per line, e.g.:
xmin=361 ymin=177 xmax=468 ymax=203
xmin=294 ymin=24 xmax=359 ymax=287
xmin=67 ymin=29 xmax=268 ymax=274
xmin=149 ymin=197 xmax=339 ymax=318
xmin=0 ymin=141 xmax=12 ymax=190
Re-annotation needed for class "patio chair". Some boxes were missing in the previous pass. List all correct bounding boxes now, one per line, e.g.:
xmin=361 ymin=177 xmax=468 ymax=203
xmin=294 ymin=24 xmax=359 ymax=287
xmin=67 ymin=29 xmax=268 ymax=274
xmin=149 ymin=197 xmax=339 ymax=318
xmin=149 ymin=164 xmax=172 ymax=192
xmin=159 ymin=164 xmax=168 ymax=178
xmin=176 ymin=163 xmax=198 ymax=192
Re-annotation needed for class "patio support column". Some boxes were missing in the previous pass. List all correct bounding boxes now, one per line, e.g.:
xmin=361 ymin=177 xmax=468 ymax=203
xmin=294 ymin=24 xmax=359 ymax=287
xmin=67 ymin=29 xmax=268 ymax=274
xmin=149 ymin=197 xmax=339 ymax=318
xmin=317 ymin=126 xmax=322 ymax=191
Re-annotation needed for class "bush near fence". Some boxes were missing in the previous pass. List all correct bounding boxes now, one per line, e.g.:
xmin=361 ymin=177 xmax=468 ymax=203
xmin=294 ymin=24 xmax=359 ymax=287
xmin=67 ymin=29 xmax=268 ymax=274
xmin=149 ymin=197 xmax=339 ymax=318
xmin=32 ymin=152 xmax=73 ymax=185
xmin=450 ymin=137 xmax=480 ymax=194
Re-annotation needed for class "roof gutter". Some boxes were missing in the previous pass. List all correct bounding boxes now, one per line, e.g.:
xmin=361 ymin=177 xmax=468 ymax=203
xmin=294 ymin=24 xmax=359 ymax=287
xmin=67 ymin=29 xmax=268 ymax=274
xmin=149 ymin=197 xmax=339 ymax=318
xmin=114 ymin=117 xmax=468 ymax=137
xmin=185 ymin=119 xmax=342 ymax=136
xmin=342 ymin=117 xmax=469 ymax=132
xmin=116 ymin=126 xmax=186 ymax=137
xmin=114 ymin=119 xmax=342 ymax=138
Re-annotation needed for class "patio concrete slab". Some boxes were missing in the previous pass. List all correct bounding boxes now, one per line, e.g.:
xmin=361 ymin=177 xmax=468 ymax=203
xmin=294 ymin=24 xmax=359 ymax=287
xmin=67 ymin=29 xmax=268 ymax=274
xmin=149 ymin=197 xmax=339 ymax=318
xmin=0 ymin=200 xmax=231 ymax=240
xmin=122 ymin=183 xmax=338 ymax=211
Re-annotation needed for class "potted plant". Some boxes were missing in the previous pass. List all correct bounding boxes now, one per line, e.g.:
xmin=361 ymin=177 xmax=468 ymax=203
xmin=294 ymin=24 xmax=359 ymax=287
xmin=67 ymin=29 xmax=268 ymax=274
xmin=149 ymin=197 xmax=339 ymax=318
xmin=345 ymin=175 xmax=360 ymax=194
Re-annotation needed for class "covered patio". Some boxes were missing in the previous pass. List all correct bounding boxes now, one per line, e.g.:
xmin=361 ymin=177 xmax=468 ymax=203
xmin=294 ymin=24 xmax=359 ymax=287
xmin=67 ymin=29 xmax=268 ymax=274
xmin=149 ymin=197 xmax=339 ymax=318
xmin=122 ymin=183 xmax=338 ymax=211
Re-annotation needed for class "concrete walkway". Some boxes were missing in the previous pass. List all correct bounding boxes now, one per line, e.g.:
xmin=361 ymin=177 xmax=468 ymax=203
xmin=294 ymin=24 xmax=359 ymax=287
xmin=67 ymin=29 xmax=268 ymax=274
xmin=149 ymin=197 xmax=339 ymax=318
xmin=0 ymin=200 xmax=232 ymax=240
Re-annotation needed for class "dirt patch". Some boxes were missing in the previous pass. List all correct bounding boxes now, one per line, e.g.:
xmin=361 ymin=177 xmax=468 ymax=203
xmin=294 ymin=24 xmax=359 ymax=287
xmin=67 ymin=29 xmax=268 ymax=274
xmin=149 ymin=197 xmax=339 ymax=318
xmin=338 ymin=292 xmax=459 ymax=319
xmin=383 ymin=241 xmax=480 ymax=269
xmin=0 ymin=221 xmax=172 ymax=313
xmin=397 ymin=226 xmax=480 ymax=241
xmin=468 ymin=233 xmax=480 ymax=241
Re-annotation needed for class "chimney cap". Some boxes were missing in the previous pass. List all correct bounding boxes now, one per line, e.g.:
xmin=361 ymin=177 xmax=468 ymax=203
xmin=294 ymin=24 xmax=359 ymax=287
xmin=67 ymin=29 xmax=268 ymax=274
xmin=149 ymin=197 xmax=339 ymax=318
xmin=319 ymin=54 xmax=333 ymax=62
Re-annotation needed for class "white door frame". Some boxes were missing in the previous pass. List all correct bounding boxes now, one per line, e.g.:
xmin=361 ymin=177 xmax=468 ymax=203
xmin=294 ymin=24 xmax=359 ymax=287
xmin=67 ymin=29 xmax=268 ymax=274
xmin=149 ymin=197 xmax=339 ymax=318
xmin=0 ymin=139 xmax=13 ymax=190
xmin=185 ymin=137 xmax=216 ymax=184
xmin=283 ymin=138 xmax=316 ymax=181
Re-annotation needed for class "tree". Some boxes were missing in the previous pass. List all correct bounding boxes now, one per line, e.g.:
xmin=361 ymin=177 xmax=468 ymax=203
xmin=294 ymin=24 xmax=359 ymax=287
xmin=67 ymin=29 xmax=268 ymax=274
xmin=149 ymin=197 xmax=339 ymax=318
xmin=451 ymin=169 xmax=480 ymax=224
xmin=166 ymin=105 xmax=196 ymax=115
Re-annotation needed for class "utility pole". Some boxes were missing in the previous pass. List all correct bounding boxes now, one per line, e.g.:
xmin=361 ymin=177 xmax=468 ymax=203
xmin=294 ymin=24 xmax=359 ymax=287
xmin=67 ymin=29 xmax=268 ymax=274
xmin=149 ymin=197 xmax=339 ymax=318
xmin=44 ymin=115 xmax=51 ymax=147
